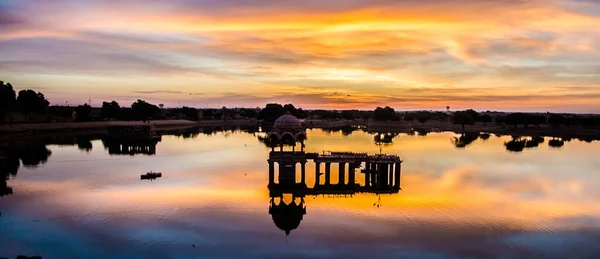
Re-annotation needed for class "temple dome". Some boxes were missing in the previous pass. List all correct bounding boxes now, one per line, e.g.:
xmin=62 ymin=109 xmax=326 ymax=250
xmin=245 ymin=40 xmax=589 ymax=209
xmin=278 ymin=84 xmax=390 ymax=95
xmin=269 ymin=113 xmax=306 ymax=142
xmin=273 ymin=113 xmax=302 ymax=133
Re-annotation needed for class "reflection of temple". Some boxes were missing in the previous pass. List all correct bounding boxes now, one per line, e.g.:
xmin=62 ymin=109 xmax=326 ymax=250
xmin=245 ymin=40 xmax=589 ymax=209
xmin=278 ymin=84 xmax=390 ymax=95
xmin=266 ymin=114 xmax=403 ymax=236
xmin=102 ymin=139 xmax=159 ymax=156
xmin=103 ymin=125 xmax=161 ymax=156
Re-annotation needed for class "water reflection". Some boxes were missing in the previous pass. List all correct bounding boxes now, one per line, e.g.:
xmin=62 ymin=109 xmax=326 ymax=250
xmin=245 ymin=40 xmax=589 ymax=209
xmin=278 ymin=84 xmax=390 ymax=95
xmin=452 ymin=132 xmax=480 ymax=148
xmin=267 ymin=150 xmax=402 ymax=235
xmin=505 ymin=136 xmax=545 ymax=152
xmin=101 ymin=139 xmax=158 ymax=156
xmin=1 ymin=129 xmax=600 ymax=258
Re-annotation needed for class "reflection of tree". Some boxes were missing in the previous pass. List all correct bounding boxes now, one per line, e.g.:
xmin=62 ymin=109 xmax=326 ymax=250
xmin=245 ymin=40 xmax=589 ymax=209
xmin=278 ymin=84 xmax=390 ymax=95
xmin=76 ymin=136 xmax=93 ymax=152
xmin=549 ymin=138 xmax=565 ymax=148
xmin=452 ymin=132 xmax=479 ymax=148
xmin=0 ymin=143 xmax=51 ymax=198
xmin=322 ymin=126 xmax=357 ymax=136
xmin=480 ymin=133 xmax=491 ymax=140
xmin=505 ymin=137 xmax=526 ymax=152
xmin=374 ymin=133 xmax=398 ymax=152
xmin=0 ymin=152 xmax=19 ymax=178
xmin=0 ymin=151 xmax=18 ymax=197
xmin=505 ymin=136 xmax=545 ymax=152
xmin=19 ymin=144 xmax=52 ymax=168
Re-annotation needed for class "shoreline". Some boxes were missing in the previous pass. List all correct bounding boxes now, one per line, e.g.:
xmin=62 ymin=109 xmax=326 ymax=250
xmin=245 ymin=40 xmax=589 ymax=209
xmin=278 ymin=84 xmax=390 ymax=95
xmin=0 ymin=120 xmax=257 ymax=141
xmin=1 ymin=119 xmax=599 ymax=141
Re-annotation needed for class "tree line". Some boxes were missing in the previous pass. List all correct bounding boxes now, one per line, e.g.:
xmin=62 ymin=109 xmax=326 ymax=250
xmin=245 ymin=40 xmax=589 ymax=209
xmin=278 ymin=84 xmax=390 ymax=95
xmin=2 ymin=81 xmax=600 ymax=127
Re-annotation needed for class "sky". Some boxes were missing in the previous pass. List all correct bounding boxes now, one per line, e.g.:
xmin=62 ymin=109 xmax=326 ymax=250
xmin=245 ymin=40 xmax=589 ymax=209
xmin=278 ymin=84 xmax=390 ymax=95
xmin=1 ymin=0 xmax=600 ymax=112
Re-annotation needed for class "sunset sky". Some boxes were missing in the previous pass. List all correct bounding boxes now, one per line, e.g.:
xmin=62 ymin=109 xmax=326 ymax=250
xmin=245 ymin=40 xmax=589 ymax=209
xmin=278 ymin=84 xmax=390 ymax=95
xmin=1 ymin=0 xmax=600 ymax=112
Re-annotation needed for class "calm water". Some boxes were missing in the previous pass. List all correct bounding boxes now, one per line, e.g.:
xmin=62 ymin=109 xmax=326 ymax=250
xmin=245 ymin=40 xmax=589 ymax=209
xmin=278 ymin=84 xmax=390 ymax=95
xmin=1 ymin=129 xmax=600 ymax=258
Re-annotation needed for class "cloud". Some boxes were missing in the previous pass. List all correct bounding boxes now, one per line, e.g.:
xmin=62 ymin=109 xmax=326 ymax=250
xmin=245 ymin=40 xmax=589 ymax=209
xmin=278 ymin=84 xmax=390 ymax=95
xmin=1 ymin=0 xmax=600 ymax=111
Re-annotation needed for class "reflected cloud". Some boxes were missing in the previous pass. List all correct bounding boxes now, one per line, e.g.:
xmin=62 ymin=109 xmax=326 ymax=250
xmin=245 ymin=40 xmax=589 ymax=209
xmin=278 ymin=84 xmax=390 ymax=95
xmin=1 ymin=130 xmax=600 ymax=258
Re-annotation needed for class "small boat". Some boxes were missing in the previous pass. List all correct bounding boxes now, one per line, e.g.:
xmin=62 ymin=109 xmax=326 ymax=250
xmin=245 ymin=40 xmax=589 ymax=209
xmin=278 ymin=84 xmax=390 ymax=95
xmin=140 ymin=171 xmax=162 ymax=180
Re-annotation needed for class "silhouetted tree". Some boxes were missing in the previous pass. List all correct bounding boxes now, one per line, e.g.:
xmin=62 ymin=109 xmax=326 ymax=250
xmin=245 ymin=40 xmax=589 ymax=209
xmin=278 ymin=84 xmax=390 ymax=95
xmin=548 ymin=114 xmax=566 ymax=127
xmin=341 ymin=110 xmax=355 ymax=120
xmin=16 ymin=89 xmax=49 ymax=114
xmin=131 ymin=99 xmax=160 ymax=120
xmin=373 ymin=107 xmax=400 ymax=121
xmin=101 ymin=101 xmax=120 ymax=119
xmin=202 ymin=109 xmax=215 ymax=119
xmin=0 ymin=81 xmax=17 ymax=123
xmin=464 ymin=109 xmax=479 ymax=121
xmin=172 ymin=106 xmax=199 ymax=120
xmin=75 ymin=103 xmax=92 ymax=122
xmin=505 ymin=113 xmax=524 ymax=129
xmin=452 ymin=111 xmax=475 ymax=131
xmin=239 ymin=108 xmax=258 ymax=119
xmin=416 ymin=112 xmax=431 ymax=124
xmin=310 ymin=109 xmax=341 ymax=120
xmin=478 ymin=114 xmax=492 ymax=125
xmin=258 ymin=103 xmax=287 ymax=122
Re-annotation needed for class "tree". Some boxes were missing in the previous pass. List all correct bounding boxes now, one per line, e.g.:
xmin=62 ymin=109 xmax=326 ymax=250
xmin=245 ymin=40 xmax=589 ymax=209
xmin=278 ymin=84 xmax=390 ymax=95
xmin=416 ymin=112 xmax=431 ymax=124
xmin=75 ymin=103 xmax=92 ymax=122
xmin=172 ymin=106 xmax=199 ymax=120
xmin=258 ymin=103 xmax=287 ymax=122
xmin=548 ymin=114 xmax=566 ymax=127
xmin=239 ymin=108 xmax=258 ymax=119
xmin=0 ymin=81 xmax=17 ymax=123
xmin=283 ymin=104 xmax=308 ymax=119
xmin=373 ymin=106 xmax=400 ymax=121
xmin=131 ymin=99 xmax=160 ymax=120
xmin=505 ymin=113 xmax=525 ymax=129
xmin=202 ymin=109 xmax=215 ymax=119
xmin=16 ymin=90 xmax=49 ymax=114
xmin=452 ymin=111 xmax=475 ymax=131
xmin=478 ymin=114 xmax=493 ymax=125
xmin=341 ymin=110 xmax=355 ymax=120
xmin=101 ymin=101 xmax=120 ymax=119
xmin=464 ymin=109 xmax=479 ymax=121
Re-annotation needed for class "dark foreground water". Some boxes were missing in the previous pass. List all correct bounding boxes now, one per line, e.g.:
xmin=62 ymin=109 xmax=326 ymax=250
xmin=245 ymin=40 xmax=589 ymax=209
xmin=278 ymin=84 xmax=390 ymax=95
xmin=1 ymin=129 xmax=599 ymax=258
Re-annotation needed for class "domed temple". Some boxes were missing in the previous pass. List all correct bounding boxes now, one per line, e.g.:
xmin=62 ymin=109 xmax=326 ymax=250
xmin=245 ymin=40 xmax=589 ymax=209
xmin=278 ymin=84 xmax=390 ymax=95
xmin=268 ymin=113 xmax=306 ymax=151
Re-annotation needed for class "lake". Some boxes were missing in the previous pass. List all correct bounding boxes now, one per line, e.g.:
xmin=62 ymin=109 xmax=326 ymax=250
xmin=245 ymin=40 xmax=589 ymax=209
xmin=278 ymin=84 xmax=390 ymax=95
xmin=1 ymin=128 xmax=600 ymax=258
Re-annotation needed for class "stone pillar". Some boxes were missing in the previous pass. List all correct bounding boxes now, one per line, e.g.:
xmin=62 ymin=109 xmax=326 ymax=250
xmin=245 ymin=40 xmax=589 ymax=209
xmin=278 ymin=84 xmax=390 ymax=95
xmin=338 ymin=162 xmax=346 ymax=185
xmin=268 ymin=161 xmax=275 ymax=184
xmin=365 ymin=164 xmax=370 ymax=187
xmin=376 ymin=163 xmax=384 ymax=188
xmin=394 ymin=162 xmax=401 ymax=188
xmin=301 ymin=162 xmax=306 ymax=183
xmin=348 ymin=163 xmax=356 ymax=185
xmin=315 ymin=162 xmax=321 ymax=186
xmin=325 ymin=162 xmax=331 ymax=185
xmin=371 ymin=163 xmax=377 ymax=187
